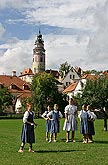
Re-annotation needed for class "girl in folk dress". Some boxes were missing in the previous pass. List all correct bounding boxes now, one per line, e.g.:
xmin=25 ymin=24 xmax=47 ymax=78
xmin=79 ymin=104 xmax=88 ymax=144
xmin=18 ymin=102 xmax=38 ymax=153
xmin=47 ymin=104 xmax=63 ymax=143
xmin=63 ymin=98 xmax=78 ymax=142
xmin=87 ymin=105 xmax=97 ymax=143
xmin=41 ymin=105 xmax=51 ymax=141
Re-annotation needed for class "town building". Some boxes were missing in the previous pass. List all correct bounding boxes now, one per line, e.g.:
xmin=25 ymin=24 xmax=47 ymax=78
xmin=0 ymin=71 xmax=31 ymax=113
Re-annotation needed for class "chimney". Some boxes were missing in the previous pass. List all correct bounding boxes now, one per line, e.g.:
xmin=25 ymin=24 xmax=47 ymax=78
xmin=12 ymin=70 xmax=16 ymax=76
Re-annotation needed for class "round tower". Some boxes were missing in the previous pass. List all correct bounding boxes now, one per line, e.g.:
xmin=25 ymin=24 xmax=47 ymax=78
xmin=32 ymin=30 xmax=45 ymax=74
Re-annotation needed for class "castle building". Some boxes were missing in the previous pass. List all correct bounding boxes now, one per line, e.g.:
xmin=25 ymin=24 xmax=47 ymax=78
xmin=32 ymin=30 xmax=46 ymax=74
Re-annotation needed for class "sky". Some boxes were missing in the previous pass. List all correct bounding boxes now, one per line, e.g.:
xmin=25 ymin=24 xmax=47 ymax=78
xmin=0 ymin=0 xmax=108 ymax=75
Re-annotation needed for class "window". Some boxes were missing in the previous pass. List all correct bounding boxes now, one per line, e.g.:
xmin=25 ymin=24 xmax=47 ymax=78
xmin=23 ymin=85 xmax=30 ymax=90
xmin=73 ymin=75 xmax=75 ymax=79
xmin=66 ymin=82 xmax=68 ymax=86
xmin=40 ymin=56 xmax=43 ymax=62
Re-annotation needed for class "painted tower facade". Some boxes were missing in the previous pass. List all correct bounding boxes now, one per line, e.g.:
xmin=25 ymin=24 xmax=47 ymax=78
xmin=32 ymin=30 xmax=45 ymax=74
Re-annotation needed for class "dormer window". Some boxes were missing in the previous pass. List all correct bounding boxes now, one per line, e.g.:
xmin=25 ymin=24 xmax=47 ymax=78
xmin=10 ymin=84 xmax=17 ymax=89
xmin=23 ymin=84 xmax=30 ymax=90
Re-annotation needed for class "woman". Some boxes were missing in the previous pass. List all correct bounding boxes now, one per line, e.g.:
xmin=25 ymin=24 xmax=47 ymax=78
xmin=87 ymin=105 xmax=97 ymax=143
xmin=41 ymin=105 xmax=51 ymax=141
xmin=18 ymin=102 xmax=37 ymax=153
xmin=79 ymin=104 xmax=88 ymax=144
xmin=63 ymin=98 xmax=78 ymax=142
xmin=47 ymin=104 xmax=63 ymax=143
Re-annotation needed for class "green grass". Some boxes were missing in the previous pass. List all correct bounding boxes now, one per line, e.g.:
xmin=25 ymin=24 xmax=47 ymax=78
xmin=0 ymin=118 xmax=108 ymax=165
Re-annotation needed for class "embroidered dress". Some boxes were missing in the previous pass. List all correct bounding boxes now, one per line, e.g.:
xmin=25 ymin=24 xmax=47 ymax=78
xmin=63 ymin=105 xmax=77 ymax=131
xmin=47 ymin=110 xmax=63 ymax=133
xmin=21 ymin=111 xmax=35 ymax=143
xmin=42 ymin=111 xmax=51 ymax=132
xmin=79 ymin=110 xmax=88 ymax=134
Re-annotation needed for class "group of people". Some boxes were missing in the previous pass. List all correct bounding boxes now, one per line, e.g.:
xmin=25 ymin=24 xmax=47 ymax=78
xmin=78 ymin=104 xmax=97 ymax=144
xmin=18 ymin=98 xmax=97 ymax=153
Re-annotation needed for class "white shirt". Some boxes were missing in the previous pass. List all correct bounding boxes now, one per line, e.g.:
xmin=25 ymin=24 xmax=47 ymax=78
xmin=47 ymin=110 xmax=63 ymax=118
xmin=87 ymin=110 xmax=97 ymax=120
xmin=23 ymin=111 xmax=34 ymax=123
xmin=64 ymin=104 xmax=77 ymax=115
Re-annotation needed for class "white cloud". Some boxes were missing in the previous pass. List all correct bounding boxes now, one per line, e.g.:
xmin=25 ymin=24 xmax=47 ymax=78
xmin=45 ymin=34 xmax=89 ymax=70
xmin=0 ymin=39 xmax=33 ymax=75
xmin=0 ymin=0 xmax=108 ymax=75
xmin=87 ymin=0 xmax=108 ymax=70
xmin=0 ymin=0 xmax=28 ymax=9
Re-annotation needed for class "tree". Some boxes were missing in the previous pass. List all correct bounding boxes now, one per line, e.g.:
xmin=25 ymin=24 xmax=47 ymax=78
xmin=79 ymin=77 xmax=108 ymax=109
xmin=0 ymin=87 xmax=13 ymax=114
xmin=59 ymin=61 xmax=71 ymax=78
xmin=31 ymin=72 xmax=66 ymax=116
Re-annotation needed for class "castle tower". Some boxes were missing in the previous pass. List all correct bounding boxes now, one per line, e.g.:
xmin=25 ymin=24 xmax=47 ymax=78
xmin=32 ymin=30 xmax=45 ymax=74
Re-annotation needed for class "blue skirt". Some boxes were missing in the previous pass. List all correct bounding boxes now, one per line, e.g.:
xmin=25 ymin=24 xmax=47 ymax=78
xmin=46 ymin=120 xmax=51 ymax=132
xmin=21 ymin=124 xmax=35 ymax=143
xmin=50 ymin=120 xmax=60 ymax=133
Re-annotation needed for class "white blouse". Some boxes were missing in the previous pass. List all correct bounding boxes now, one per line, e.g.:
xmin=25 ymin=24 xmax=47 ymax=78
xmin=64 ymin=105 xmax=77 ymax=115
xmin=23 ymin=111 xmax=34 ymax=123
xmin=47 ymin=110 xmax=63 ymax=118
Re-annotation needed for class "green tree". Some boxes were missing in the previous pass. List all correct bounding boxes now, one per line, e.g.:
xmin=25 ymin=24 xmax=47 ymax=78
xmin=31 ymin=72 xmax=66 ymax=116
xmin=0 ymin=87 xmax=13 ymax=114
xmin=80 ymin=77 xmax=108 ymax=109
xmin=59 ymin=61 xmax=71 ymax=78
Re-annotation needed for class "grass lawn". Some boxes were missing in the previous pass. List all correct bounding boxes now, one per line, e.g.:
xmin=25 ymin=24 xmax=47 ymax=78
xmin=0 ymin=118 xmax=108 ymax=165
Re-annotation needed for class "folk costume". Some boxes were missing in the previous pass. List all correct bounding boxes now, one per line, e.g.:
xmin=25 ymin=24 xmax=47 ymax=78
xmin=18 ymin=103 xmax=37 ymax=153
xmin=87 ymin=110 xmax=97 ymax=142
xmin=47 ymin=105 xmax=63 ymax=143
xmin=63 ymin=100 xmax=77 ymax=143
xmin=79 ymin=108 xmax=88 ymax=143
xmin=63 ymin=104 xmax=77 ymax=132
xmin=42 ymin=109 xmax=51 ymax=141
xmin=21 ymin=111 xmax=35 ymax=144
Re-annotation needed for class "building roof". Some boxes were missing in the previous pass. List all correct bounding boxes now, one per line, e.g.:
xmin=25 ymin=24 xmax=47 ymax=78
xmin=103 ymin=70 xmax=108 ymax=76
xmin=81 ymin=74 xmax=98 ymax=79
xmin=63 ymin=82 xmax=78 ymax=93
xmin=0 ymin=75 xmax=31 ymax=95
xmin=45 ymin=69 xmax=59 ymax=79
xmin=19 ymin=68 xmax=34 ymax=77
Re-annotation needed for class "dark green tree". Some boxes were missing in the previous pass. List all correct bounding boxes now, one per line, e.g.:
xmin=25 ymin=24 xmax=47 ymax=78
xmin=59 ymin=61 xmax=71 ymax=78
xmin=31 ymin=72 xmax=66 ymax=116
xmin=80 ymin=77 xmax=108 ymax=109
xmin=0 ymin=87 xmax=13 ymax=114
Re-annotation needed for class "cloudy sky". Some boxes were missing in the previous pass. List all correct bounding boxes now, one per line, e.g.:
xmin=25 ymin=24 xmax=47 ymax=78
xmin=0 ymin=0 xmax=108 ymax=75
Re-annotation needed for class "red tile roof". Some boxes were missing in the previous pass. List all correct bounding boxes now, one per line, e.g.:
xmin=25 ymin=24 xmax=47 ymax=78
xmin=63 ymin=82 xmax=78 ymax=93
xmin=81 ymin=74 xmax=98 ymax=79
xmin=0 ymin=75 xmax=31 ymax=97
xmin=19 ymin=68 xmax=34 ymax=76
xmin=103 ymin=70 xmax=108 ymax=76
